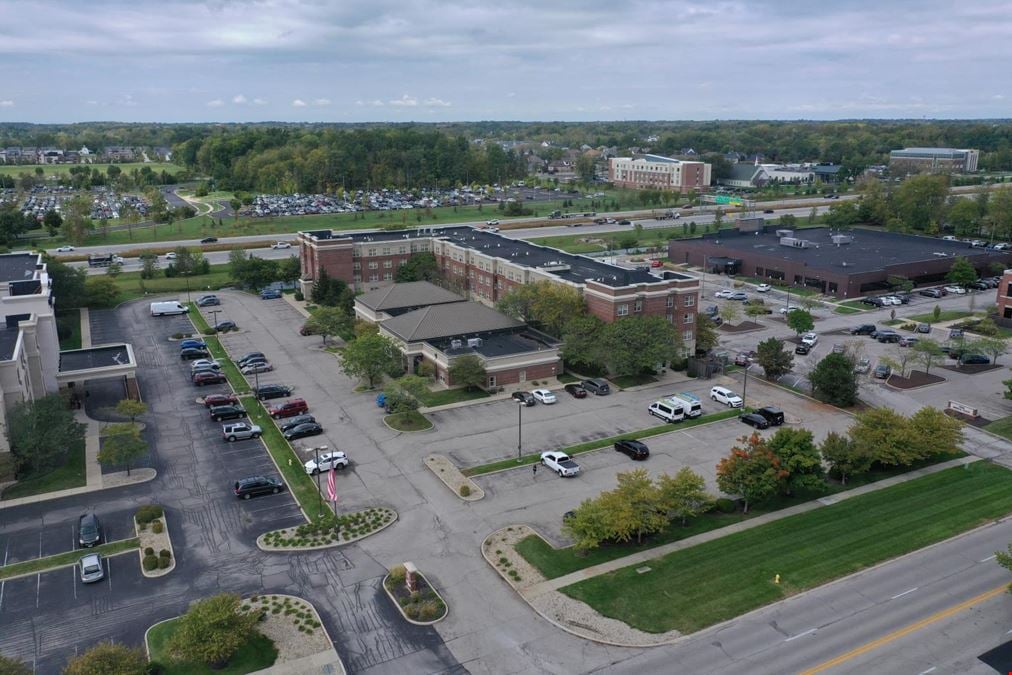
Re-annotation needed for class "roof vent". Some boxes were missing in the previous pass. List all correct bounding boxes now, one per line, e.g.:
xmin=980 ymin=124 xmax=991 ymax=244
xmin=466 ymin=337 xmax=483 ymax=348
xmin=450 ymin=339 xmax=463 ymax=349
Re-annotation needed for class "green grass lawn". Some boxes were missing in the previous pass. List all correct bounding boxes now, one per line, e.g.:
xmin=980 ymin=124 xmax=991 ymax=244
xmin=0 ymin=162 xmax=179 ymax=178
xmin=985 ymin=416 xmax=1012 ymax=441
xmin=836 ymin=300 xmax=870 ymax=312
xmin=463 ymin=409 xmax=741 ymax=476
xmin=908 ymin=310 xmax=975 ymax=324
xmin=1 ymin=438 xmax=86 ymax=500
xmin=0 ymin=537 xmax=138 ymax=581
xmin=417 ymin=387 xmax=489 ymax=407
xmin=609 ymin=373 xmax=658 ymax=389
xmin=146 ymin=619 xmax=277 ymax=675
xmin=113 ymin=266 xmax=234 ymax=304
xmin=556 ymin=373 xmax=580 ymax=384
xmin=385 ymin=410 xmax=433 ymax=431
xmin=56 ymin=308 xmax=82 ymax=350
xmin=561 ymin=462 xmax=1012 ymax=634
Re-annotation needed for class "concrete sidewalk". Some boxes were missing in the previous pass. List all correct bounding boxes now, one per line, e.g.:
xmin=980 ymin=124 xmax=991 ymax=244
xmin=252 ymin=649 xmax=346 ymax=675
xmin=522 ymin=454 xmax=980 ymax=598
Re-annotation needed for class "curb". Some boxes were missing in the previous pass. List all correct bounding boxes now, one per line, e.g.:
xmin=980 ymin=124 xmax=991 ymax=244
xmin=135 ymin=514 xmax=175 ymax=578
xmin=0 ymin=539 xmax=138 ymax=584
xmin=424 ymin=455 xmax=484 ymax=501
xmin=256 ymin=508 xmax=398 ymax=552
xmin=382 ymin=413 xmax=434 ymax=433
xmin=0 ymin=469 xmax=158 ymax=510
xmin=382 ymin=571 xmax=448 ymax=626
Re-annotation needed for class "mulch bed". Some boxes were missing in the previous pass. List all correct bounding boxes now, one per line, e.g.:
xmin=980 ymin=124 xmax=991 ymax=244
xmin=939 ymin=363 xmax=1002 ymax=375
xmin=944 ymin=409 xmax=992 ymax=428
xmin=885 ymin=370 xmax=946 ymax=389
xmin=719 ymin=321 xmax=765 ymax=333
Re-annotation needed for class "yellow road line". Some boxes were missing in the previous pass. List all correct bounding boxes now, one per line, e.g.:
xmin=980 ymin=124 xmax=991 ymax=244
xmin=799 ymin=583 xmax=1008 ymax=675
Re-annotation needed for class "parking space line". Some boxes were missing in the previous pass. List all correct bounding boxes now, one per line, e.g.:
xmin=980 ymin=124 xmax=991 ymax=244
xmin=35 ymin=573 xmax=40 ymax=608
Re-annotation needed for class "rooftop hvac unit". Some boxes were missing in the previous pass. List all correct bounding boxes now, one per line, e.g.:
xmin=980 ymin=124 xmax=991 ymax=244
xmin=450 ymin=339 xmax=463 ymax=349
xmin=831 ymin=235 xmax=854 ymax=245
xmin=466 ymin=337 xmax=483 ymax=348
xmin=780 ymin=237 xmax=811 ymax=249
xmin=775 ymin=229 xmax=794 ymax=238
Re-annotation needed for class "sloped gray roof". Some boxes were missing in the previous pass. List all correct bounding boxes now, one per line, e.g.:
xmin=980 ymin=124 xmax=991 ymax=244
xmin=728 ymin=164 xmax=762 ymax=182
xmin=382 ymin=302 xmax=523 ymax=342
xmin=356 ymin=281 xmax=464 ymax=312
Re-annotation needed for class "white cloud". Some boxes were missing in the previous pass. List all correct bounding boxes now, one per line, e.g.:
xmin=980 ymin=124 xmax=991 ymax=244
xmin=422 ymin=97 xmax=451 ymax=107
xmin=292 ymin=98 xmax=307 ymax=107
xmin=207 ymin=99 xmax=224 ymax=107
xmin=0 ymin=100 xmax=13 ymax=107
xmin=253 ymin=97 xmax=268 ymax=105
xmin=232 ymin=94 xmax=247 ymax=104
xmin=389 ymin=94 xmax=418 ymax=107
xmin=313 ymin=98 xmax=331 ymax=106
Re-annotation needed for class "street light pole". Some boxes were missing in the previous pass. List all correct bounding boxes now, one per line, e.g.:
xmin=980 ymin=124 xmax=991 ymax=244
xmin=314 ymin=446 xmax=323 ymax=517
xmin=209 ymin=309 xmax=220 ymax=331
xmin=742 ymin=363 xmax=749 ymax=408
xmin=516 ymin=401 xmax=523 ymax=461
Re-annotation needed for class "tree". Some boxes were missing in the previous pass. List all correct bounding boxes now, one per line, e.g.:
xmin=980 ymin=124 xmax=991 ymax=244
xmin=744 ymin=302 xmax=768 ymax=323
xmin=767 ymin=427 xmax=824 ymax=495
xmin=988 ymin=186 xmax=1012 ymax=241
xmin=786 ymin=308 xmax=814 ymax=335
xmin=303 ymin=306 xmax=353 ymax=345
xmin=98 ymin=423 xmax=147 ymax=476
xmin=394 ymin=252 xmax=439 ymax=282
xmin=947 ymin=197 xmax=982 ymax=236
xmin=42 ymin=209 xmax=63 ymax=237
xmin=755 ymin=337 xmax=793 ymax=380
xmin=657 ymin=467 xmax=711 ymax=525
xmin=824 ymin=201 xmax=859 ymax=228
xmin=560 ymin=315 xmax=605 ymax=370
xmin=338 ymin=334 xmax=402 ymax=388
xmin=907 ymin=407 xmax=963 ymax=459
xmin=167 ymin=593 xmax=259 ymax=668
xmin=115 ymin=399 xmax=147 ymax=423
xmin=563 ymin=496 xmax=613 ymax=552
xmin=575 ymin=154 xmax=596 ymax=182
xmin=599 ymin=315 xmax=683 ymax=377
xmin=932 ymin=304 xmax=941 ymax=323
xmin=278 ymin=256 xmax=301 ymax=285
xmin=496 ymin=281 xmax=584 ymax=337
xmin=894 ymin=174 xmax=949 ymax=232
xmin=229 ymin=254 xmax=278 ymax=291
xmin=969 ymin=335 xmax=1008 ymax=365
xmin=60 ymin=194 xmax=94 ymax=245
xmin=310 ymin=266 xmax=353 ymax=311
xmin=45 ymin=258 xmax=88 ymax=309
xmin=448 ymin=354 xmax=487 ymax=390
xmin=715 ymin=433 xmax=786 ymax=513
xmin=139 ymin=252 xmax=159 ymax=280
xmin=84 ymin=276 xmax=121 ymax=308
xmin=810 ymin=352 xmax=859 ymax=406
xmin=884 ymin=346 xmax=915 ymax=378
xmin=819 ymin=431 xmax=871 ymax=485
xmin=996 ymin=541 xmax=1012 ymax=593
xmin=946 ymin=257 xmax=978 ymax=288
xmin=8 ymin=394 xmax=86 ymax=478
xmin=693 ymin=313 xmax=719 ymax=353
xmin=849 ymin=408 xmax=915 ymax=467
xmin=63 ymin=641 xmax=147 ymax=675
xmin=911 ymin=338 xmax=944 ymax=375
xmin=718 ymin=302 xmax=740 ymax=326
xmin=604 ymin=469 xmax=668 ymax=544
xmin=0 ymin=654 xmax=30 ymax=675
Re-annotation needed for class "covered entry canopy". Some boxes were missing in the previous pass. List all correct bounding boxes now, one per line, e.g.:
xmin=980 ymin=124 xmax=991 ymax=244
xmin=57 ymin=343 xmax=137 ymax=387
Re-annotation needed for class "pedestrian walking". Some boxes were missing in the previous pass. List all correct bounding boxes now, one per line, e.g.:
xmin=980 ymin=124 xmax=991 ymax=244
xmin=532 ymin=463 xmax=538 ymax=479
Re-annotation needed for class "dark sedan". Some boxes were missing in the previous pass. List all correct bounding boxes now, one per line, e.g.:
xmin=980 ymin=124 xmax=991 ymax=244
xmin=512 ymin=391 xmax=536 ymax=406
xmin=739 ymin=412 xmax=770 ymax=429
xmin=200 ymin=236 xmax=219 ymax=244
xmin=279 ymin=414 xmax=316 ymax=432
xmin=180 ymin=347 xmax=210 ymax=361
xmin=614 ymin=439 xmax=650 ymax=460
xmin=564 ymin=383 xmax=587 ymax=398
xmin=215 ymin=320 xmax=238 ymax=333
xmin=283 ymin=422 xmax=324 ymax=441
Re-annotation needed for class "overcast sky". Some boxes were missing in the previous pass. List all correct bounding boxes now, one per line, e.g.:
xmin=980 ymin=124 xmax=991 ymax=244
xmin=0 ymin=0 xmax=1009 ymax=123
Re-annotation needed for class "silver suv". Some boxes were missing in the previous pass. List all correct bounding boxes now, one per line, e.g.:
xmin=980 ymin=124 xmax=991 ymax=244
xmin=222 ymin=422 xmax=262 ymax=442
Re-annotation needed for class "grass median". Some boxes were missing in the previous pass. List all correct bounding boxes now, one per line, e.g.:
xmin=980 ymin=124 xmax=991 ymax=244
xmin=560 ymin=462 xmax=1012 ymax=634
xmin=462 ymin=408 xmax=741 ymax=477
xmin=187 ymin=303 xmax=249 ymax=391
xmin=147 ymin=617 xmax=277 ymax=675
xmin=0 ymin=537 xmax=139 ymax=581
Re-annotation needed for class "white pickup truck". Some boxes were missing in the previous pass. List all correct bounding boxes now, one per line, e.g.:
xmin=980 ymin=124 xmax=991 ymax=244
xmin=540 ymin=451 xmax=581 ymax=477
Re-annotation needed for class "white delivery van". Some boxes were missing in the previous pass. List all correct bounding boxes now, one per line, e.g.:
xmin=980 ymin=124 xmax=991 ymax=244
xmin=668 ymin=394 xmax=702 ymax=418
xmin=648 ymin=398 xmax=685 ymax=423
xmin=150 ymin=301 xmax=188 ymax=317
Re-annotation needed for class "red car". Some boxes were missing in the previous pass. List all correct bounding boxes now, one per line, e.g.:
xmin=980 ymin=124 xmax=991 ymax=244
xmin=268 ymin=398 xmax=309 ymax=418
xmin=193 ymin=372 xmax=227 ymax=386
xmin=203 ymin=393 xmax=239 ymax=408
xmin=650 ymin=259 xmax=663 ymax=268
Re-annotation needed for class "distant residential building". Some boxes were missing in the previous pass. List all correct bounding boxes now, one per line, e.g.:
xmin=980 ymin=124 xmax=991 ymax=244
xmin=997 ymin=269 xmax=1012 ymax=323
xmin=813 ymin=163 xmax=844 ymax=183
xmin=102 ymin=146 xmax=136 ymax=162
xmin=609 ymin=154 xmax=712 ymax=193
xmin=889 ymin=147 xmax=980 ymax=174
xmin=720 ymin=163 xmax=768 ymax=189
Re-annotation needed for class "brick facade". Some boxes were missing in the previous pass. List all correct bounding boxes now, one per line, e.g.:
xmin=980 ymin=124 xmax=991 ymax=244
xmin=997 ymin=270 xmax=1012 ymax=321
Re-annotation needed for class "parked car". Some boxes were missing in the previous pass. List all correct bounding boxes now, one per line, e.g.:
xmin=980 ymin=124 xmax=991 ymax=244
xmin=260 ymin=288 xmax=283 ymax=300
xmin=876 ymin=331 xmax=901 ymax=344
xmin=189 ymin=359 xmax=221 ymax=371
xmin=215 ymin=320 xmax=238 ymax=333
xmin=199 ymin=236 xmax=218 ymax=244
xmin=949 ymin=328 xmax=965 ymax=340
xmin=564 ymin=383 xmax=587 ymax=398
xmin=614 ymin=439 xmax=650 ymax=460
xmin=271 ymin=241 xmax=292 ymax=249
xmin=164 ymin=252 xmax=177 ymax=260
xmin=203 ymin=393 xmax=239 ymax=408
xmin=919 ymin=288 xmax=944 ymax=298
xmin=241 ymin=362 xmax=273 ymax=375
xmin=304 ymin=451 xmax=349 ymax=475
xmin=710 ymin=386 xmax=743 ymax=408
xmin=79 ymin=553 xmax=105 ymax=583
xmin=581 ymin=378 xmax=610 ymax=395
xmin=540 ymin=451 xmax=581 ymax=477
xmin=916 ymin=323 xmax=931 ymax=334
xmin=196 ymin=295 xmax=220 ymax=307
xmin=210 ymin=404 xmax=247 ymax=422
xmin=970 ymin=280 xmax=990 ymax=291
xmin=78 ymin=513 xmax=102 ymax=547
xmin=944 ymin=285 xmax=966 ymax=295
xmin=729 ymin=291 xmax=749 ymax=301
xmin=531 ymin=389 xmax=557 ymax=404
xmin=268 ymin=398 xmax=309 ymax=418
xmin=756 ymin=283 xmax=771 ymax=293
xmin=795 ymin=343 xmax=811 ymax=355
xmin=255 ymin=384 xmax=292 ymax=400
xmin=854 ymin=357 xmax=871 ymax=374
xmin=512 ymin=391 xmax=536 ymax=406
xmin=238 ymin=352 xmax=266 ymax=365
xmin=180 ymin=339 xmax=207 ymax=350
xmin=755 ymin=406 xmax=785 ymax=426
xmin=959 ymin=354 xmax=991 ymax=365
xmin=193 ymin=371 xmax=227 ymax=386
xmin=734 ymin=352 xmax=752 ymax=367
xmin=180 ymin=347 xmax=210 ymax=361
xmin=283 ymin=422 xmax=324 ymax=441
xmin=739 ymin=412 xmax=770 ymax=429
xmin=714 ymin=289 xmax=734 ymax=299
xmin=222 ymin=422 xmax=262 ymax=442
xmin=850 ymin=324 xmax=876 ymax=335
xmin=873 ymin=364 xmax=892 ymax=379
xmin=780 ymin=305 xmax=799 ymax=315
xmin=704 ymin=304 xmax=720 ymax=316
xmin=800 ymin=332 xmax=818 ymax=347
xmin=743 ymin=299 xmax=773 ymax=314
xmin=279 ymin=414 xmax=316 ymax=432
xmin=233 ymin=476 xmax=284 ymax=499
xmin=899 ymin=336 xmax=920 ymax=347
xmin=832 ymin=343 xmax=845 ymax=354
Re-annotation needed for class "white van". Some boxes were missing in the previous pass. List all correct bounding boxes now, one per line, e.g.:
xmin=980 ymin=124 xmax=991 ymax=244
xmin=150 ymin=301 xmax=188 ymax=317
xmin=649 ymin=398 xmax=685 ymax=423
xmin=668 ymin=394 xmax=702 ymax=418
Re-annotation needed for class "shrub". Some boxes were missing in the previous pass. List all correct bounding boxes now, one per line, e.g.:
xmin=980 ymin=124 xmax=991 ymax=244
xmin=404 ymin=605 xmax=419 ymax=619
xmin=294 ymin=290 xmax=304 ymax=301
xmin=171 ymin=332 xmax=184 ymax=340
xmin=417 ymin=600 xmax=443 ymax=621
xmin=151 ymin=520 xmax=164 ymax=534
xmin=146 ymin=662 xmax=166 ymax=675
xmin=135 ymin=504 xmax=164 ymax=525
xmin=158 ymin=556 xmax=171 ymax=569
xmin=144 ymin=547 xmax=155 ymax=556
xmin=715 ymin=498 xmax=737 ymax=513
xmin=201 ymin=327 xmax=216 ymax=336
xmin=159 ymin=549 xmax=171 ymax=559
xmin=143 ymin=555 xmax=159 ymax=571
xmin=458 ymin=483 xmax=472 ymax=497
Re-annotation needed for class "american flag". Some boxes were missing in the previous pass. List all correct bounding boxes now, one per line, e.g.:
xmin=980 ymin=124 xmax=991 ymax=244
xmin=327 ymin=464 xmax=337 ymax=503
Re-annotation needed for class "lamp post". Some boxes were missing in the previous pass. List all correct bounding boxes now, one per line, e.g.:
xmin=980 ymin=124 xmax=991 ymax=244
xmin=209 ymin=309 xmax=220 ymax=332
xmin=742 ymin=362 xmax=749 ymax=408
xmin=314 ymin=446 xmax=323 ymax=517
xmin=516 ymin=400 xmax=524 ymax=461
xmin=185 ymin=276 xmax=191 ymax=305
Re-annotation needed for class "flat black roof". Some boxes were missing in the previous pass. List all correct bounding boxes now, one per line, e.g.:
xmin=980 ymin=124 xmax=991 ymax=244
xmin=0 ymin=253 xmax=39 ymax=283
xmin=692 ymin=227 xmax=1009 ymax=274
xmin=306 ymin=225 xmax=694 ymax=288
xmin=59 ymin=344 xmax=133 ymax=372
xmin=0 ymin=327 xmax=19 ymax=361
xmin=435 ymin=330 xmax=560 ymax=359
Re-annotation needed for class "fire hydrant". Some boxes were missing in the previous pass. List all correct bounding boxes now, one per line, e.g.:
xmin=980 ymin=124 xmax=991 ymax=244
xmin=774 ymin=574 xmax=781 ymax=585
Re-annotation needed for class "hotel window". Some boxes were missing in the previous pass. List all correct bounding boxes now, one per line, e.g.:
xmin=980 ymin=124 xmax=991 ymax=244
xmin=683 ymin=329 xmax=694 ymax=342
xmin=368 ymin=261 xmax=378 ymax=270
xmin=353 ymin=262 xmax=361 ymax=271
xmin=684 ymin=295 xmax=695 ymax=307
xmin=353 ymin=275 xmax=361 ymax=283
xmin=369 ymin=274 xmax=378 ymax=282
xmin=384 ymin=273 xmax=392 ymax=281
xmin=382 ymin=247 xmax=391 ymax=255
xmin=383 ymin=260 xmax=392 ymax=269
xmin=399 ymin=259 xmax=408 ymax=266
xmin=684 ymin=313 xmax=694 ymax=324
xmin=617 ymin=303 xmax=629 ymax=316
xmin=666 ymin=295 xmax=674 ymax=308
xmin=367 ymin=248 xmax=376 ymax=257
xmin=634 ymin=299 xmax=643 ymax=313
xmin=399 ymin=246 xmax=407 ymax=254
xmin=352 ymin=250 xmax=360 ymax=258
